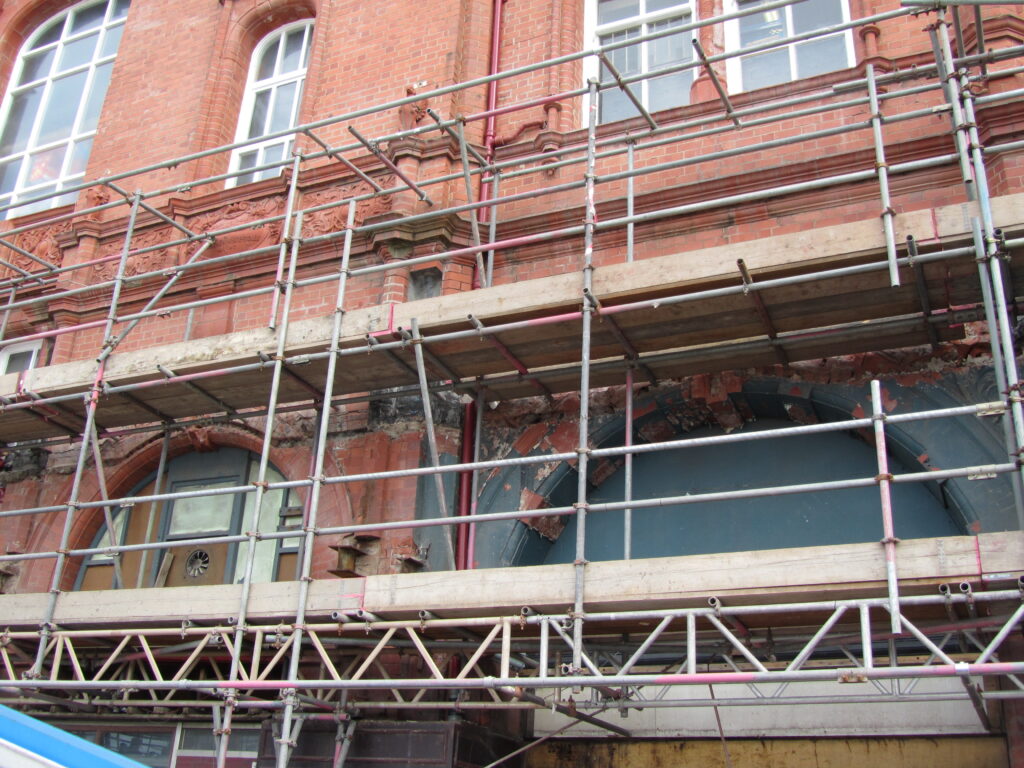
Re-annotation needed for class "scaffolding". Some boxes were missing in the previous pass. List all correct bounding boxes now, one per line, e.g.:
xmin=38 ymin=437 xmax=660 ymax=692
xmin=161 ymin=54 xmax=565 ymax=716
xmin=0 ymin=1 xmax=1023 ymax=765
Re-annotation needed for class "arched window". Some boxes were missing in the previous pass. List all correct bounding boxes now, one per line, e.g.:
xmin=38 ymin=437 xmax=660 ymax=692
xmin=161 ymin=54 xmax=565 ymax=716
xmin=228 ymin=20 xmax=314 ymax=187
xmin=77 ymin=447 xmax=302 ymax=590
xmin=0 ymin=0 xmax=130 ymax=217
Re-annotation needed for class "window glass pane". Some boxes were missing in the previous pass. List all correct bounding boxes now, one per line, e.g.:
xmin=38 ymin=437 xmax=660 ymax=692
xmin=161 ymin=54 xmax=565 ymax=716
xmin=260 ymin=142 xmax=285 ymax=176
xmin=600 ymin=88 xmax=633 ymax=123
xmin=113 ymin=0 xmax=131 ymax=20
xmin=647 ymin=17 xmax=687 ymax=73
xmin=90 ymin=507 xmax=127 ymax=561
xmin=282 ymin=29 xmax=306 ymax=73
xmin=739 ymin=3 xmax=785 ymax=47
xmin=599 ymin=27 xmax=640 ymax=122
xmin=598 ymin=0 xmax=640 ymax=25
xmin=600 ymin=28 xmax=641 ymax=77
xmin=19 ymin=49 xmax=56 ymax=85
xmin=740 ymin=48 xmax=790 ymax=90
xmin=57 ymin=32 xmax=99 ymax=72
xmin=79 ymin=61 xmax=114 ymax=133
xmin=4 ymin=349 xmax=34 ymax=374
xmin=0 ymin=158 xmax=21 ymax=196
xmin=69 ymin=137 xmax=92 ymax=175
xmin=236 ymin=464 xmax=285 ymax=583
xmin=70 ymin=2 xmax=108 ymax=34
xmin=648 ymin=71 xmax=690 ymax=112
xmin=795 ymin=34 xmax=846 ymax=78
xmin=100 ymin=731 xmax=173 ymax=768
xmin=238 ymin=150 xmax=257 ymax=170
xmin=167 ymin=479 xmax=236 ymax=536
xmin=247 ymin=89 xmax=270 ymax=139
xmin=26 ymin=145 xmax=66 ymax=185
xmin=0 ymin=87 xmax=43 ymax=155
xmin=268 ymin=81 xmax=298 ymax=133
xmin=257 ymin=39 xmax=279 ymax=80
xmin=100 ymin=23 xmax=124 ymax=58
xmin=37 ymin=70 xmax=88 ymax=143
xmin=792 ymin=0 xmax=844 ymax=34
xmin=648 ymin=0 xmax=688 ymax=11
xmin=32 ymin=20 xmax=64 ymax=50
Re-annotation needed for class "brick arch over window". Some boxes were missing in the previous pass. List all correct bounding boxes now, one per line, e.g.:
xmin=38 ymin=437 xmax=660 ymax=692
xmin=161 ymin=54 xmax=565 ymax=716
xmin=40 ymin=422 xmax=352 ymax=592
xmin=0 ymin=0 xmax=89 ymax=84
xmin=191 ymin=0 xmax=317 ymax=183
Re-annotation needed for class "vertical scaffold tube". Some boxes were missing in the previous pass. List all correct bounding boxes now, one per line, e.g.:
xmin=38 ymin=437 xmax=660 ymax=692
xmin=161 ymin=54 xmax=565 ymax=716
xmin=623 ymin=368 xmax=634 ymax=560
xmin=31 ymin=191 xmax=140 ymax=676
xmin=942 ymin=14 xmax=1024 ymax=530
xmin=411 ymin=316 xmax=456 ymax=569
xmin=221 ymin=207 xmax=305 ymax=768
xmin=870 ymin=379 xmax=901 ymax=635
xmin=866 ymin=64 xmax=899 ymax=286
xmin=268 ymin=153 xmax=303 ymax=330
xmin=573 ymin=78 xmax=600 ymax=674
xmin=276 ymin=202 xmax=356 ymax=768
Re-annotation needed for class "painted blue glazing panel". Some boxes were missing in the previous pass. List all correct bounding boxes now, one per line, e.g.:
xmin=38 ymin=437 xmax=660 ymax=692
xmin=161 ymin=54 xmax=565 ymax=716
xmin=545 ymin=419 xmax=962 ymax=563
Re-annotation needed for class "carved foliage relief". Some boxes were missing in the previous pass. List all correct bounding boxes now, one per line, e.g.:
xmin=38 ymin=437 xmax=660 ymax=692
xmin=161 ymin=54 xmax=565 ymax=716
xmin=92 ymin=227 xmax=176 ymax=280
xmin=185 ymin=196 xmax=286 ymax=259
xmin=301 ymin=178 xmax=394 ymax=239
xmin=1 ymin=219 xmax=73 ymax=279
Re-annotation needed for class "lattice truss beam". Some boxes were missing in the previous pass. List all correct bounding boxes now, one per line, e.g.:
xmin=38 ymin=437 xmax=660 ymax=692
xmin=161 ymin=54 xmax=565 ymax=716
xmin=2 ymin=591 xmax=1023 ymax=730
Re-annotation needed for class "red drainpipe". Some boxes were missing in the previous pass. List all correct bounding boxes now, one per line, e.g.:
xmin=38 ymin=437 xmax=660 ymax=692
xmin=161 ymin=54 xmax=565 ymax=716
xmin=456 ymin=0 xmax=506 ymax=570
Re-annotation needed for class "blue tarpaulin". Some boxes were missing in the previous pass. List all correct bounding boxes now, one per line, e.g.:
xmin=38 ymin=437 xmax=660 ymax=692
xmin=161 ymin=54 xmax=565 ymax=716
xmin=0 ymin=704 xmax=147 ymax=768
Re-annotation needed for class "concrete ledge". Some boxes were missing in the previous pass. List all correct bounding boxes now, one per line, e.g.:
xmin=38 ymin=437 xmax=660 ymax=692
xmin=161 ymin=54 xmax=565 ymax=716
xmin=1 ymin=531 xmax=1019 ymax=629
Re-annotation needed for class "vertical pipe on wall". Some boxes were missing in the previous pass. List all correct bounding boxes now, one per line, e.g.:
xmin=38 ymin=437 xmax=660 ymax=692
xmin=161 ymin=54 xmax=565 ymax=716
xmin=477 ymin=0 xmax=507 ymax=288
xmin=456 ymin=401 xmax=476 ymax=570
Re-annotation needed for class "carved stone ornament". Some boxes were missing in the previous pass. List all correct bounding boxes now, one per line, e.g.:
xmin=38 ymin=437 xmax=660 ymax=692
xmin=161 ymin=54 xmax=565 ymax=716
xmin=301 ymin=178 xmax=395 ymax=238
xmin=92 ymin=226 xmax=174 ymax=280
xmin=2 ymin=219 xmax=74 ymax=278
xmin=186 ymin=196 xmax=285 ymax=258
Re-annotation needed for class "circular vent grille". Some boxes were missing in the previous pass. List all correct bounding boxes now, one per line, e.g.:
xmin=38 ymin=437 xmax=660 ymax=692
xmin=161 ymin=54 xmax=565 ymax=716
xmin=184 ymin=549 xmax=211 ymax=578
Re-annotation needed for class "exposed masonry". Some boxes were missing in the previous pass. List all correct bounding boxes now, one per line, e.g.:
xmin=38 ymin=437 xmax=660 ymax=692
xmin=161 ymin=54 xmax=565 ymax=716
xmin=0 ymin=0 xmax=1022 ymax=765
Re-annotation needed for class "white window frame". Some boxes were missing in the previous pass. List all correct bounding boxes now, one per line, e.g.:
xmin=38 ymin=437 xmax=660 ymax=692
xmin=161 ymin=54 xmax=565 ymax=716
xmin=724 ymin=0 xmax=855 ymax=94
xmin=583 ymin=0 xmax=696 ymax=124
xmin=227 ymin=20 xmax=314 ymax=188
xmin=0 ymin=0 xmax=130 ymax=219
xmin=0 ymin=340 xmax=42 ymax=376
